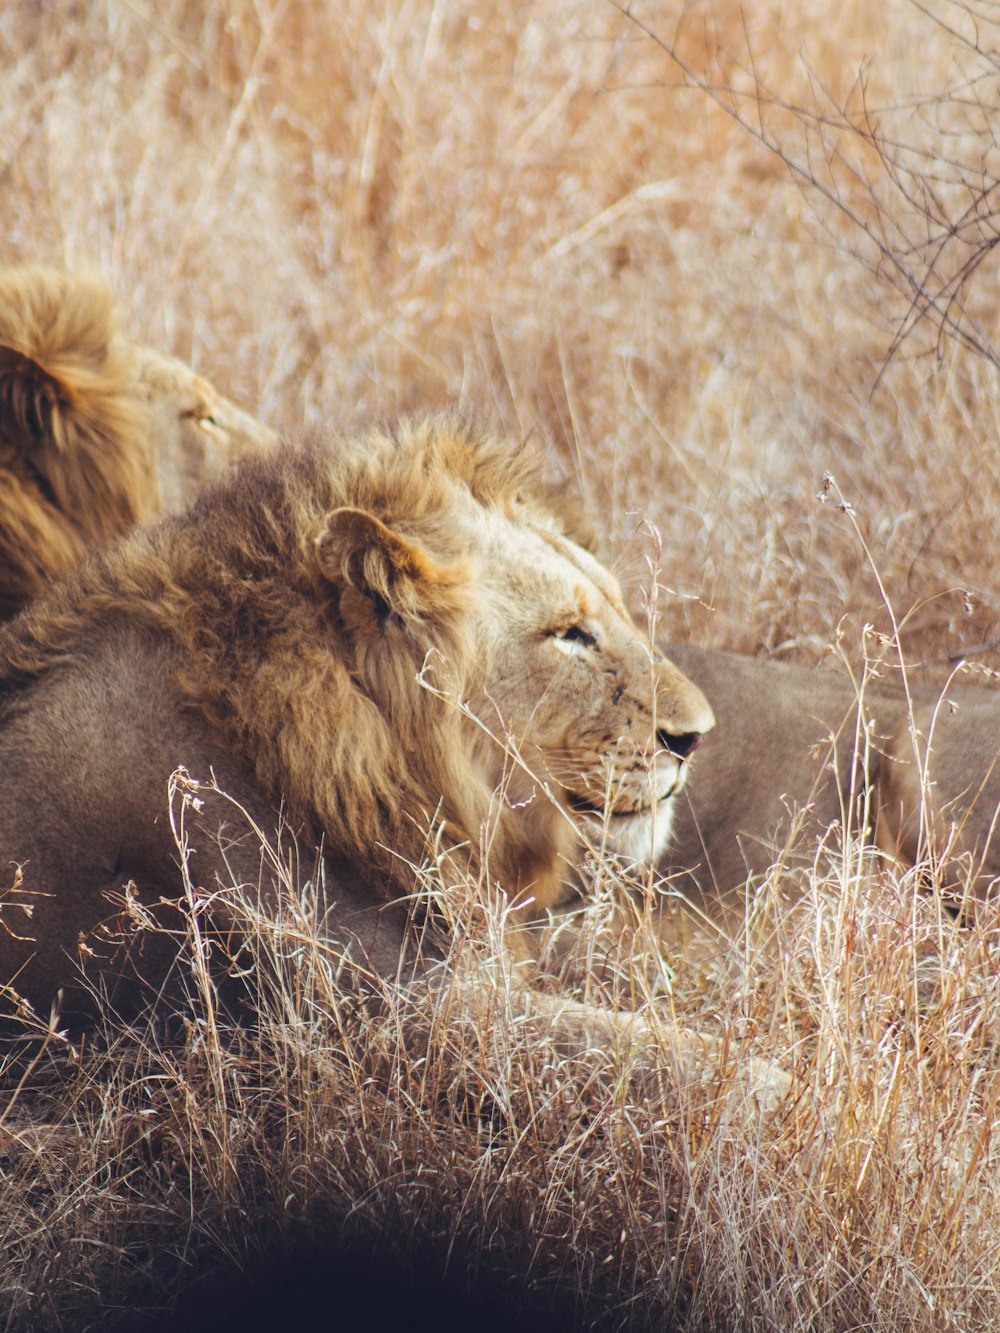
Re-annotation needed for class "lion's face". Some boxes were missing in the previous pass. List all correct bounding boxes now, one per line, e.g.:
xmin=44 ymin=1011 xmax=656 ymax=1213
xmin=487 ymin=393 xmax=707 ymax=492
xmin=122 ymin=342 xmax=276 ymax=512
xmin=314 ymin=432 xmax=714 ymax=892
xmin=469 ymin=507 xmax=715 ymax=866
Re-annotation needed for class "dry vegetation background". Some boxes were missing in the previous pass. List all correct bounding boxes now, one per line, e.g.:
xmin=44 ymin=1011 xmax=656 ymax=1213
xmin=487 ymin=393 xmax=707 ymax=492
xmin=3 ymin=0 xmax=1000 ymax=1329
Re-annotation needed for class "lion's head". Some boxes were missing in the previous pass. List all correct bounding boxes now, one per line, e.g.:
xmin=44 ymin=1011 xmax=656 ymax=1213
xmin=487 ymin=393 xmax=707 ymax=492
xmin=0 ymin=265 xmax=274 ymax=616
xmin=320 ymin=467 xmax=716 ymax=886
xmin=122 ymin=340 xmax=277 ymax=512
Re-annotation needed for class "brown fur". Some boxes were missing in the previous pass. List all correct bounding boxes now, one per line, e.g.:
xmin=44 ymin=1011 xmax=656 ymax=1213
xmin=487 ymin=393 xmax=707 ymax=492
xmin=0 ymin=416 xmax=786 ymax=1107
xmin=0 ymin=265 xmax=275 ymax=618
xmin=656 ymin=644 xmax=1000 ymax=960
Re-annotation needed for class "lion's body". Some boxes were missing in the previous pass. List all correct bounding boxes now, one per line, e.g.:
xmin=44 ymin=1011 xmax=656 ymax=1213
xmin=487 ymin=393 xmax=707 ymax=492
xmin=656 ymin=644 xmax=1000 ymax=957
xmin=0 ymin=417 xmax=720 ymax=1045
xmin=0 ymin=266 xmax=275 ymax=618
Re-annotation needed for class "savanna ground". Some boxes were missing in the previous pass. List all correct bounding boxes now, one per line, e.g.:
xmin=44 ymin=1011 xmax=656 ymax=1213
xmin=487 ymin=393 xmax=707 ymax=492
xmin=2 ymin=1 xmax=1000 ymax=1328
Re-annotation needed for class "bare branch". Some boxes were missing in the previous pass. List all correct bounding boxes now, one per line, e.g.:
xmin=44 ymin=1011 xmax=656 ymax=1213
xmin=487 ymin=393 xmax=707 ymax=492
xmin=614 ymin=0 xmax=1000 ymax=371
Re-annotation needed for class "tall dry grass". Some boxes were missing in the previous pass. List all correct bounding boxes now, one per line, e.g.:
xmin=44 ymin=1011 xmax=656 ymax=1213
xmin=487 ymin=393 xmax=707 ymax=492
xmin=2 ymin=0 xmax=1000 ymax=1328
xmin=6 ymin=0 xmax=1000 ymax=661
xmin=2 ymin=801 xmax=999 ymax=1330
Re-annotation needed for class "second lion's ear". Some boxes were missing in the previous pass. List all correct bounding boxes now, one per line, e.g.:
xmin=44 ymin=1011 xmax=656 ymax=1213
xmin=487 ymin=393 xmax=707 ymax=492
xmin=316 ymin=506 xmax=466 ymax=623
xmin=0 ymin=344 xmax=65 ymax=450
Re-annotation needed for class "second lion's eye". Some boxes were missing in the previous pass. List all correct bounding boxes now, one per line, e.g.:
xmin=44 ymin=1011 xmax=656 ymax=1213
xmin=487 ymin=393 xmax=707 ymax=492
xmin=555 ymin=624 xmax=597 ymax=648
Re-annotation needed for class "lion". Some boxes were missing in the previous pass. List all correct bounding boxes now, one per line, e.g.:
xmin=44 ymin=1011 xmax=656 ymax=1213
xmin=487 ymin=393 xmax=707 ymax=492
xmin=0 ymin=414 xmax=790 ymax=1107
xmin=654 ymin=643 xmax=1000 ymax=959
xmin=0 ymin=264 xmax=275 ymax=619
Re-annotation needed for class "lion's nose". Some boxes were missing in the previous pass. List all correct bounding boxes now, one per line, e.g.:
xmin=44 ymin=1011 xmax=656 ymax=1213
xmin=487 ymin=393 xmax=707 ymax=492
xmin=657 ymin=728 xmax=704 ymax=760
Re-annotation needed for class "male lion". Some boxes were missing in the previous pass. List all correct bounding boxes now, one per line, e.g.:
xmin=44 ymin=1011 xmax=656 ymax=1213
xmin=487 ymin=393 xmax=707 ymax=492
xmin=0 ymin=416 xmax=788 ymax=1104
xmin=0 ymin=265 xmax=275 ymax=618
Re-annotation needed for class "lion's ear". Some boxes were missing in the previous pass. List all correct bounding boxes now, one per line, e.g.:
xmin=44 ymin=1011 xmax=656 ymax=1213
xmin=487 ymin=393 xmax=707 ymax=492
xmin=0 ymin=344 xmax=66 ymax=451
xmin=316 ymin=506 xmax=465 ymax=623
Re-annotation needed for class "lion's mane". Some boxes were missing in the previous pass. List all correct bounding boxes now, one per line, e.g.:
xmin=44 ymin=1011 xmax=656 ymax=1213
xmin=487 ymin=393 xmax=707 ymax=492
xmin=0 ymin=265 xmax=276 ymax=620
xmin=0 ymin=266 xmax=157 ymax=616
xmin=0 ymin=416 xmax=562 ymax=895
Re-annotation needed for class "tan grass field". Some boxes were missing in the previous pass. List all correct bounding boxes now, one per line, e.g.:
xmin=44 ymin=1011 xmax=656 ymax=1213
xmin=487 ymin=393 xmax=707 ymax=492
xmin=2 ymin=1 xmax=1000 ymax=1328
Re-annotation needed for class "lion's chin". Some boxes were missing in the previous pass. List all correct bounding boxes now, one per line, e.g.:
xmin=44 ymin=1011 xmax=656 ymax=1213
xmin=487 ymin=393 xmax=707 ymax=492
xmin=572 ymin=797 xmax=676 ymax=866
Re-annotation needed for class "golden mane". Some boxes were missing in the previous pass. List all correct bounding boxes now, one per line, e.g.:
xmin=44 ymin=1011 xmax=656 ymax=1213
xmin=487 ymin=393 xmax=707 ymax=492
xmin=0 ymin=416 xmax=556 ymax=893
xmin=0 ymin=265 xmax=275 ymax=619
xmin=0 ymin=267 xmax=154 ymax=613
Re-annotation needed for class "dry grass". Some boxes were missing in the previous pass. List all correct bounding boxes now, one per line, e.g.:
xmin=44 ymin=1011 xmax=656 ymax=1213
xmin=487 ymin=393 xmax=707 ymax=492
xmin=2 ymin=808 xmax=999 ymax=1330
xmin=3 ymin=0 xmax=1000 ymax=1328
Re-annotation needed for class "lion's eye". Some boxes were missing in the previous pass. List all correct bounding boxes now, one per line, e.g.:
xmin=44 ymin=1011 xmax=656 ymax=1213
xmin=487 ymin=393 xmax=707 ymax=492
xmin=184 ymin=407 xmax=222 ymax=431
xmin=553 ymin=624 xmax=597 ymax=649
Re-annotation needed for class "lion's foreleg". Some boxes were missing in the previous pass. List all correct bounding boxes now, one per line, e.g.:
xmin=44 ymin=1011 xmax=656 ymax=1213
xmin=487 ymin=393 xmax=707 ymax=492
xmin=425 ymin=962 xmax=792 ymax=1118
xmin=515 ymin=989 xmax=792 ymax=1115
